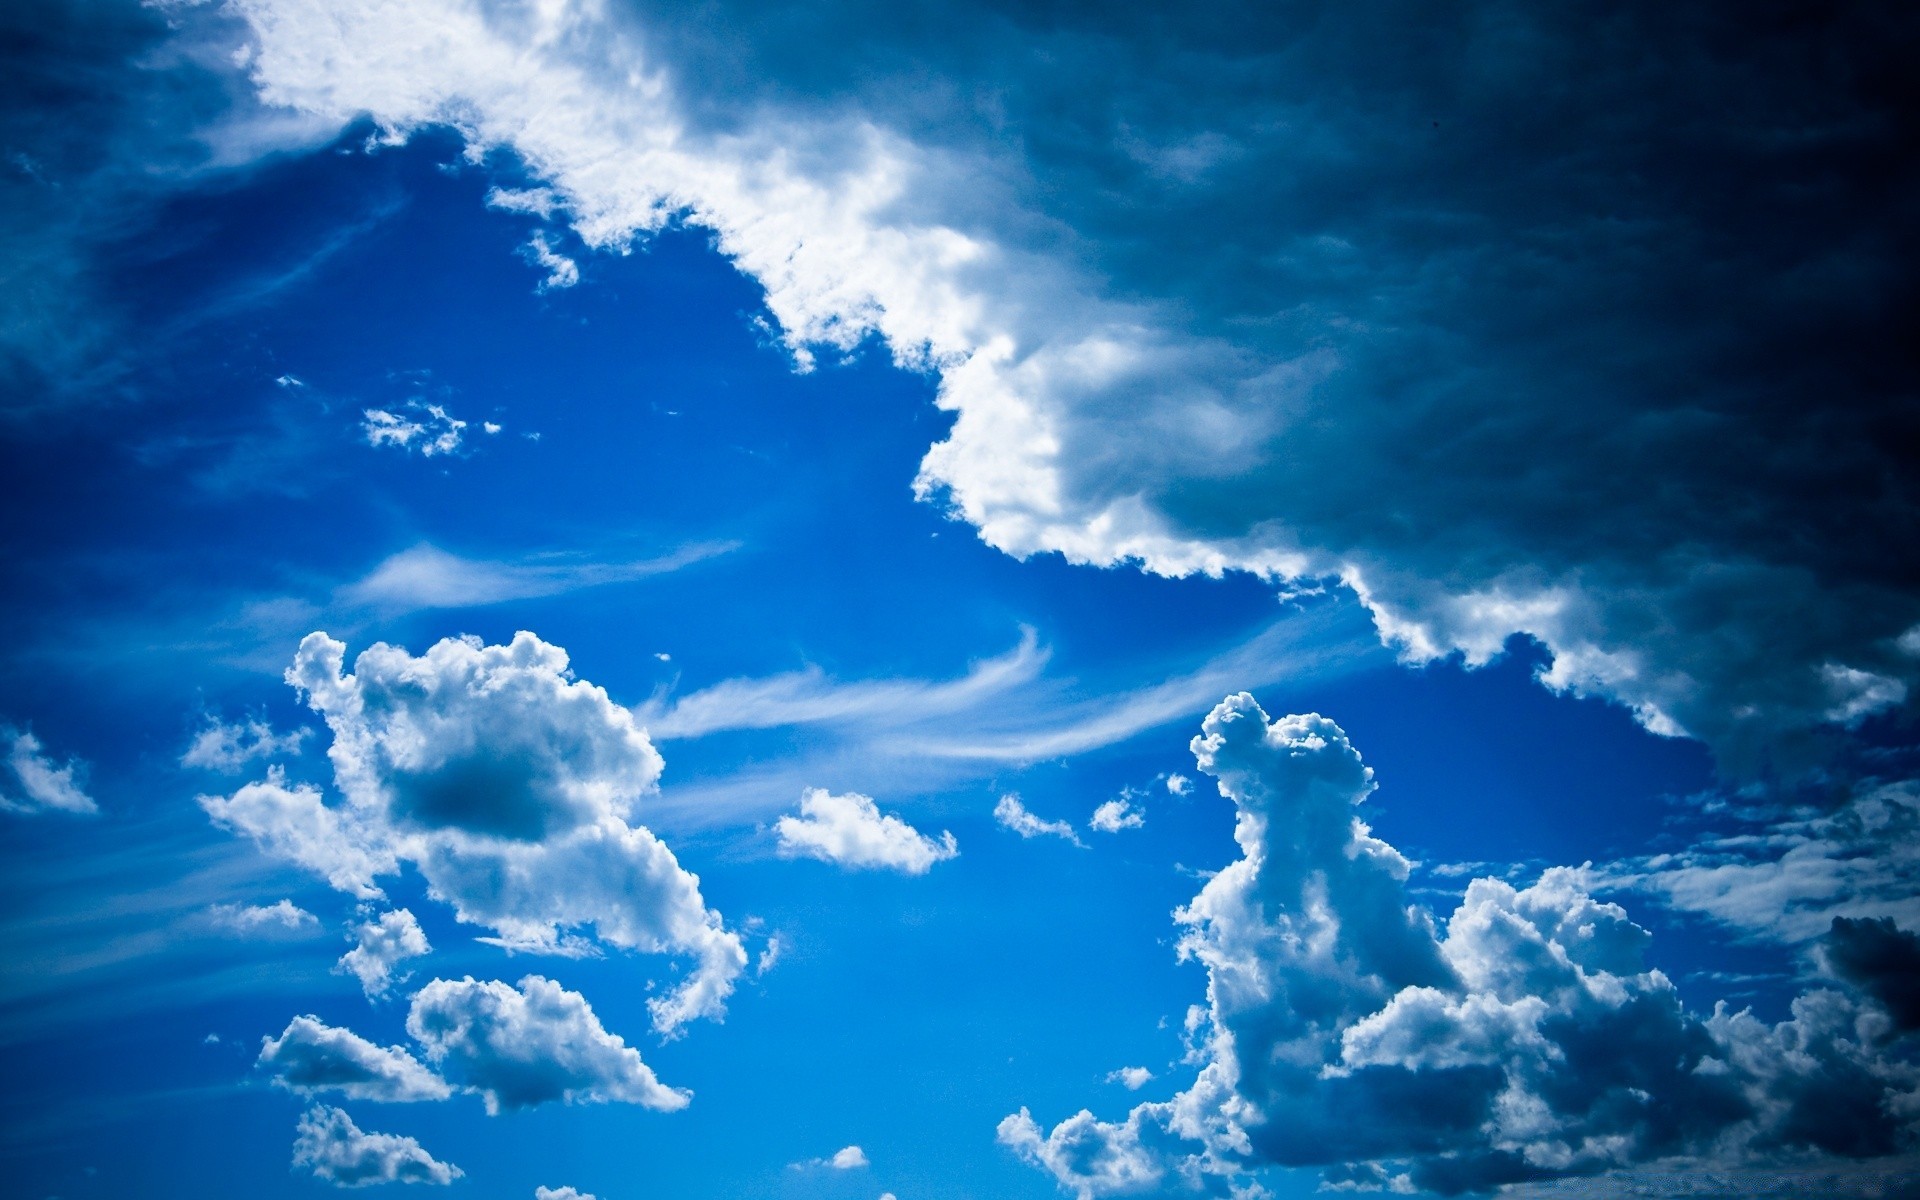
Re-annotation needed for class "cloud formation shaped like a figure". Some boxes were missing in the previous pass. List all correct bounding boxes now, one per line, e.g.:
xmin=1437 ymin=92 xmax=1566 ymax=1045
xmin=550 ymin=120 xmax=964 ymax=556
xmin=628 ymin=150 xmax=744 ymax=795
xmin=203 ymin=0 xmax=1920 ymax=763
xmin=775 ymin=788 xmax=958 ymax=874
xmin=292 ymin=1105 xmax=461 ymax=1187
xmin=1001 ymin=695 xmax=1920 ymax=1196
xmin=407 ymin=974 xmax=689 ymax=1114
xmin=202 ymin=631 xmax=745 ymax=1034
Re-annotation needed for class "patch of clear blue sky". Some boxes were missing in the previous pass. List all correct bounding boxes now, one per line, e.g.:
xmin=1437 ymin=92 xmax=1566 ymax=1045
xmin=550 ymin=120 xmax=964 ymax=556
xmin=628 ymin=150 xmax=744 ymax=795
xmin=0 ymin=126 xmax=1739 ymax=1199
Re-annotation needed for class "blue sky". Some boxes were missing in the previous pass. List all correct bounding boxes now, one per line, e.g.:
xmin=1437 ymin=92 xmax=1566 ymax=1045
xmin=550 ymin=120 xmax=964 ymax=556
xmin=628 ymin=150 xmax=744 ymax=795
xmin=3 ymin=3 xmax=1918 ymax=1198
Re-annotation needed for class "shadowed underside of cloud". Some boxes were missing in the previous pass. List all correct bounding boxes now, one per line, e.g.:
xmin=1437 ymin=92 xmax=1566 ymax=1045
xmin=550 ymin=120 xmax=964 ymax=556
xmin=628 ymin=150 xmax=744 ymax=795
xmin=260 ymin=1014 xmax=451 ymax=1102
xmin=193 ymin=0 xmax=1920 ymax=767
xmin=1000 ymin=695 xmax=1920 ymax=1197
xmin=202 ymin=630 xmax=745 ymax=1034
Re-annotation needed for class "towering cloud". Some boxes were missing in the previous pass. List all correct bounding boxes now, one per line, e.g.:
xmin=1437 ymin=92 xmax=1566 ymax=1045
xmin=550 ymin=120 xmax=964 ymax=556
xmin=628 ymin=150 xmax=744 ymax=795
xmin=204 ymin=631 xmax=745 ymax=1034
xmin=1002 ymin=695 xmax=1920 ymax=1196
xmin=196 ymin=0 xmax=1920 ymax=762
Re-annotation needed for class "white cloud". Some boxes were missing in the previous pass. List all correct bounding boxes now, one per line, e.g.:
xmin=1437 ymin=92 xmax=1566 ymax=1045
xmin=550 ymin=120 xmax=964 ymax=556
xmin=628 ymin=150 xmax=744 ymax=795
xmin=407 ymin=974 xmax=689 ymax=1114
xmin=1088 ymin=799 xmax=1143 ymax=834
xmin=341 ymin=541 xmax=734 ymax=611
xmin=775 ymin=788 xmax=958 ymax=874
xmin=362 ymin=402 xmax=466 ymax=457
xmin=292 ymin=1105 xmax=461 ymax=1187
xmin=207 ymin=899 xmax=318 ymax=935
xmin=1105 ymin=1067 xmax=1154 ymax=1090
xmin=755 ymin=934 xmax=782 ymax=976
xmin=204 ymin=631 xmax=746 ymax=1034
xmin=534 ymin=1189 xmax=596 ymax=1200
xmin=524 ymin=230 xmax=579 ymax=290
xmin=994 ymin=794 xmax=1084 ymax=847
xmin=1003 ymin=694 xmax=1920 ymax=1195
xmin=337 ymin=909 xmax=431 ymax=997
xmin=206 ymin=0 xmax=1920 ymax=762
xmin=1 ymin=727 xmax=97 ymax=816
xmin=792 ymin=1145 xmax=869 ymax=1170
xmin=260 ymin=1015 xmax=451 ymax=1102
xmin=1165 ymin=774 xmax=1191 ymax=796
xmin=182 ymin=714 xmax=310 ymax=770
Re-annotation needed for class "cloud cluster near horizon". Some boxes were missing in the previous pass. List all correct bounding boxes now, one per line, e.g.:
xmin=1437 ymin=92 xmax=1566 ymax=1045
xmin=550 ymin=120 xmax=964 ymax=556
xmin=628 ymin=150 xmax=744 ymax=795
xmin=201 ymin=629 xmax=745 ymax=1034
xmin=188 ymin=0 xmax=1920 ymax=767
xmin=1001 ymin=694 xmax=1920 ymax=1196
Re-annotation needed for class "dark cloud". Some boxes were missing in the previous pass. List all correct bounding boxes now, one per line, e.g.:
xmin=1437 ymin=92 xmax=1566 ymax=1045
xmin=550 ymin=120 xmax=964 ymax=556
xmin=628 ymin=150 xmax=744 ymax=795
xmin=1825 ymin=916 xmax=1920 ymax=1033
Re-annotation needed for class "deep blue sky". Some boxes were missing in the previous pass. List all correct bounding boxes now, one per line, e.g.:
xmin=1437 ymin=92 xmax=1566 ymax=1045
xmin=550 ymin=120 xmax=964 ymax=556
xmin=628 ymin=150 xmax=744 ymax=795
xmin=2 ymin=3 xmax=1916 ymax=1199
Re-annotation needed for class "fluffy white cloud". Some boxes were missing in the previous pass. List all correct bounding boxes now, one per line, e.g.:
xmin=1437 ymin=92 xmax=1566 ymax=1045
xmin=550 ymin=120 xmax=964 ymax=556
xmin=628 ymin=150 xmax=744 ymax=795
xmin=774 ymin=788 xmax=958 ymax=874
xmin=292 ymin=1105 xmax=461 ymax=1187
xmin=1165 ymin=774 xmax=1191 ymax=796
xmin=1106 ymin=1067 xmax=1154 ymax=1091
xmin=1 ymin=727 xmax=96 ymax=815
xmin=535 ymin=1189 xmax=596 ymax=1200
xmin=182 ymin=714 xmax=309 ymax=770
xmin=1088 ymin=799 xmax=1143 ymax=834
xmin=260 ymin=1015 xmax=451 ymax=1102
xmin=1003 ymin=695 xmax=1920 ymax=1196
xmin=207 ymin=899 xmax=318 ymax=935
xmin=792 ymin=1145 xmax=869 ymax=1170
xmin=407 ymin=974 xmax=689 ymax=1114
xmin=205 ymin=631 xmax=745 ymax=1034
xmin=523 ymin=231 xmax=579 ymax=290
xmin=362 ymin=402 xmax=466 ymax=456
xmin=994 ymin=794 xmax=1084 ymax=847
xmin=205 ymin=0 xmax=1920 ymax=763
xmin=337 ymin=909 xmax=431 ymax=998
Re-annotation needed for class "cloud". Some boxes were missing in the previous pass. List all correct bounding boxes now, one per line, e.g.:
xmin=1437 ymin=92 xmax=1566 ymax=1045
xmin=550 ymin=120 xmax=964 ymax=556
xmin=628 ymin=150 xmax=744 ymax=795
xmin=1088 ymin=799 xmax=1143 ymax=834
xmin=1165 ymin=774 xmax=1191 ymax=796
xmin=1106 ymin=1067 xmax=1154 ymax=1091
xmin=204 ymin=631 xmax=745 ymax=1034
xmin=340 ymin=541 xmax=735 ymax=611
xmin=1002 ymin=695 xmax=1920 ymax=1196
xmin=337 ymin=909 xmax=431 ymax=998
xmin=207 ymin=899 xmax=319 ymax=935
xmin=994 ymin=794 xmax=1084 ymax=847
xmin=362 ymin=402 xmax=467 ymax=457
xmin=260 ymin=1015 xmax=451 ymax=1102
xmin=535 ymin=1189 xmax=596 ymax=1200
xmin=406 ymin=974 xmax=689 ymax=1114
xmin=1 ymin=726 xmax=97 ymax=815
xmin=523 ymin=231 xmax=579 ymax=290
xmin=774 ymin=788 xmax=958 ymax=874
xmin=292 ymin=1105 xmax=461 ymax=1187
xmin=182 ymin=715 xmax=310 ymax=771
xmin=793 ymin=1145 xmax=869 ymax=1170
xmin=1822 ymin=917 xmax=1920 ymax=1034
xmin=205 ymin=0 xmax=1920 ymax=763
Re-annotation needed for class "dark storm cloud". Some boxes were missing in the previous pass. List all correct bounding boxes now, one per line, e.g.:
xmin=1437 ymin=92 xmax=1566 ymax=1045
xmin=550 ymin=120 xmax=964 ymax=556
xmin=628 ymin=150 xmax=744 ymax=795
xmin=1825 ymin=916 xmax=1920 ymax=1033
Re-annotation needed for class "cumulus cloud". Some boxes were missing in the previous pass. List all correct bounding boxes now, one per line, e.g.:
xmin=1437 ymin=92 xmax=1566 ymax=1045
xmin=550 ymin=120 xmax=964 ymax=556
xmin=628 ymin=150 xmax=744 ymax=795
xmin=337 ymin=909 xmax=431 ymax=998
xmin=774 ymin=788 xmax=958 ymax=874
xmin=1 ymin=726 xmax=96 ymax=815
xmin=182 ymin=714 xmax=310 ymax=771
xmin=292 ymin=1105 xmax=461 ymax=1187
xmin=203 ymin=0 xmax=1920 ymax=763
xmin=793 ymin=1145 xmax=868 ymax=1170
xmin=207 ymin=899 xmax=319 ymax=935
xmin=204 ymin=631 xmax=745 ymax=1034
xmin=1002 ymin=695 xmax=1920 ymax=1196
xmin=995 ymin=794 xmax=1084 ymax=847
xmin=407 ymin=974 xmax=689 ymax=1114
xmin=1106 ymin=1067 xmax=1154 ymax=1090
xmin=259 ymin=1015 xmax=451 ymax=1102
xmin=362 ymin=402 xmax=466 ymax=457
xmin=535 ymin=1189 xmax=596 ymax=1200
xmin=1822 ymin=917 xmax=1920 ymax=1034
xmin=1165 ymin=775 xmax=1191 ymax=796
xmin=1088 ymin=799 xmax=1143 ymax=834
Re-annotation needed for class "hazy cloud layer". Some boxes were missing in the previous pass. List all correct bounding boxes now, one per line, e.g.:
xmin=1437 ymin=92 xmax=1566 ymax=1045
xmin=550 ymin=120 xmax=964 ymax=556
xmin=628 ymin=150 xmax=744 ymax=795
xmin=407 ymin=974 xmax=689 ymax=1114
xmin=204 ymin=631 xmax=745 ymax=1033
xmin=293 ymin=1105 xmax=461 ymax=1187
xmin=774 ymin=788 xmax=958 ymax=874
xmin=194 ymin=0 xmax=1920 ymax=764
xmin=1003 ymin=695 xmax=1920 ymax=1196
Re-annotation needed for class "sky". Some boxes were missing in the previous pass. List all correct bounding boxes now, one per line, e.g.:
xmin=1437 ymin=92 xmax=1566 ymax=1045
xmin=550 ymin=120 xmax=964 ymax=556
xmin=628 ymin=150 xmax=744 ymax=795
xmin=1 ymin=1 xmax=1917 ymax=1198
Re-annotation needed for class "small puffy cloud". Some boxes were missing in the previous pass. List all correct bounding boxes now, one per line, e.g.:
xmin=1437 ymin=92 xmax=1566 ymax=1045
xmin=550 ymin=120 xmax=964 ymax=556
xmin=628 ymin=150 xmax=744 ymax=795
xmin=207 ymin=899 xmax=318 ymax=935
xmin=205 ymin=632 xmax=745 ymax=1034
xmin=337 ymin=909 xmax=431 ymax=998
xmin=362 ymin=403 xmax=466 ymax=457
xmin=1164 ymin=774 xmax=1191 ymax=796
xmin=524 ymin=231 xmax=579 ymax=291
xmin=1088 ymin=799 xmax=1143 ymax=834
xmin=181 ymin=715 xmax=308 ymax=771
xmin=535 ymin=1189 xmax=596 ymax=1200
xmin=775 ymin=788 xmax=958 ymax=874
xmin=486 ymin=186 xmax=561 ymax=218
xmin=407 ymin=975 xmax=689 ymax=1114
xmin=1105 ymin=1067 xmax=1153 ymax=1090
xmin=793 ymin=1145 xmax=869 ymax=1170
xmin=1 ymin=726 xmax=96 ymax=815
xmin=292 ymin=1105 xmax=461 ymax=1187
xmin=995 ymin=794 xmax=1084 ymax=847
xmin=1003 ymin=694 xmax=1920 ymax=1196
xmin=260 ymin=1015 xmax=450 ymax=1102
